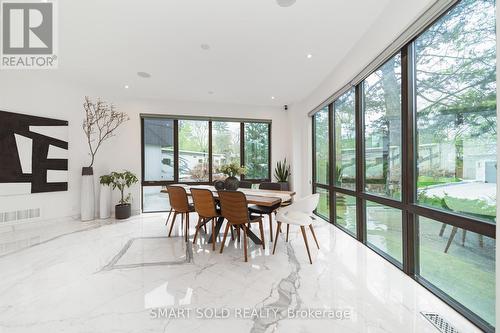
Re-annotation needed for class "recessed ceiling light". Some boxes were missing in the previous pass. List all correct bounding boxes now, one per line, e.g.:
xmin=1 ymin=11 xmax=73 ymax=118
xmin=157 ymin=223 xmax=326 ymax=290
xmin=124 ymin=85 xmax=129 ymax=89
xmin=271 ymin=96 xmax=275 ymax=100
xmin=137 ymin=71 xmax=151 ymax=78
xmin=276 ymin=0 xmax=296 ymax=7
xmin=201 ymin=44 xmax=210 ymax=50
xmin=307 ymin=54 xmax=313 ymax=59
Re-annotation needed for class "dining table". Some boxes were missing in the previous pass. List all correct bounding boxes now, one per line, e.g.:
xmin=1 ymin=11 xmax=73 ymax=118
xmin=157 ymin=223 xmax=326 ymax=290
xmin=161 ymin=184 xmax=296 ymax=245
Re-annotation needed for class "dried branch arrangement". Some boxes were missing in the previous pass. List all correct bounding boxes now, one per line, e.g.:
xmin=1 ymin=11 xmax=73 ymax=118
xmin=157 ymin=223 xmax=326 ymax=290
xmin=82 ymin=96 xmax=129 ymax=168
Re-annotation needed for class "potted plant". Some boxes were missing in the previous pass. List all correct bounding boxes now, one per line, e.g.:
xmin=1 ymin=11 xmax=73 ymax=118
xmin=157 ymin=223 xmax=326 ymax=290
xmin=107 ymin=170 xmax=138 ymax=219
xmin=274 ymin=158 xmax=291 ymax=191
xmin=99 ymin=174 xmax=113 ymax=219
xmin=81 ymin=97 xmax=128 ymax=221
xmin=219 ymin=163 xmax=247 ymax=190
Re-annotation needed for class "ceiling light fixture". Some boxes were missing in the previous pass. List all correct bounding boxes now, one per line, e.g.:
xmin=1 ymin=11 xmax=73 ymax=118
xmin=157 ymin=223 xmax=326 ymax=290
xmin=276 ymin=0 xmax=296 ymax=7
xmin=271 ymin=96 xmax=275 ymax=100
xmin=137 ymin=71 xmax=151 ymax=78
xmin=124 ymin=85 xmax=129 ymax=89
xmin=307 ymin=54 xmax=313 ymax=59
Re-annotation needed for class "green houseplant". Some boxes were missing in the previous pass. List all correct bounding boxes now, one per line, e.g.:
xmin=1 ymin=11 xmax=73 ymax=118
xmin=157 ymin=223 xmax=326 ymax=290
xmin=219 ymin=162 xmax=247 ymax=190
xmin=274 ymin=158 xmax=291 ymax=190
xmin=106 ymin=171 xmax=138 ymax=219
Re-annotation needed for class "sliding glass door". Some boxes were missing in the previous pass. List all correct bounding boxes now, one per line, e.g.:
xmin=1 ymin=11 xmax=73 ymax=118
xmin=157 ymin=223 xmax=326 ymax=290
xmin=312 ymin=0 xmax=496 ymax=330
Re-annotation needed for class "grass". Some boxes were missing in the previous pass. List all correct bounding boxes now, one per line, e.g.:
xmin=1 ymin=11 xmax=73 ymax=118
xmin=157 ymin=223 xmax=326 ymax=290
xmin=417 ymin=176 xmax=461 ymax=188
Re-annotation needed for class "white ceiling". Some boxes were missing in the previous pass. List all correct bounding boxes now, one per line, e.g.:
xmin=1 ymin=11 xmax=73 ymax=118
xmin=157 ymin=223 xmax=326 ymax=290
xmin=57 ymin=0 xmax=395 ymax=106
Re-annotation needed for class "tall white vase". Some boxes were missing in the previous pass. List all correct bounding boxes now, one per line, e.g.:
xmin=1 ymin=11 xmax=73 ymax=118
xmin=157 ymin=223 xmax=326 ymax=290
xmin=81 ymin=167 xmax=95 ymax=221
xmin=99 ymin=184 xmax=111 ymax=219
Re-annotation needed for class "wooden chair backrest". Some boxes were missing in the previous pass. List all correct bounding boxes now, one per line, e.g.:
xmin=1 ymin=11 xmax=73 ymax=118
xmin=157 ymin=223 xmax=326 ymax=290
xmin=217 ymin=190 xmax=249 ymax=225
xmin=167 ymin=186 xmax=190 ymax=212
xmin=191 ymin=188 xmax=217 ymax=218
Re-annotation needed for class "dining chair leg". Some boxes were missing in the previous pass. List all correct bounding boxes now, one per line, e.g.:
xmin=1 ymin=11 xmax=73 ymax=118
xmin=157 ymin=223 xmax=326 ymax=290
xmin=461 ymin=228 xmax=466 ymax=246
xmin=185 ymin=213 xmax=190 ymax=242
xmin=309 ymin=224 xmax=320 ymax=249
xmin=181 ymin=213 xmax=184 ymax=230
xmin=268 ymin=213 xmax=273 ymax=242
xmin=300 ymin=226 xmax=313 ymax=264
xmin=236 ymin=226 xmax=241 ymax=242
xmin=439 ymin=223 xmax=446 ymax=237
xmin=243 ymin=224 xmax=248 ymax=262
xmin=445 ymin=226 xmax=458 ymax=253
xmin=258 ymin=219 xmax=265 ymax=250
xmin=203 ymin=221 xmax=207 ymax=233
xmin=286 ymin=224 xmax=290 ymax=242
xmin=272 ymin=221 xmax=282 ymax=255
xmin=220 ymin=223 xmax=231 ymax=254
xmin=230 ymin=225 xmax=235 ymax=241
xmin=168 ymin=212 xmax=178 ymax=237
xmin=212 ymin=218 xmax=216 ymax=251
xmin=193 ymin=216 xmax=202 ymax=243
xmin=165 ymin=208 xmax=173 ymax=226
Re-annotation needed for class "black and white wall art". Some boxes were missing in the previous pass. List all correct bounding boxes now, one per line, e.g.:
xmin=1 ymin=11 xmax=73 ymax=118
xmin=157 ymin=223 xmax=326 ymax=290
xmin=0 ymin=110 xmax=68 ymax=196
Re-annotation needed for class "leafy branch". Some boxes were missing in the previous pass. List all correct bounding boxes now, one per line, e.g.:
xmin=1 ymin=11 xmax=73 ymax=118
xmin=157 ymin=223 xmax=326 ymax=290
xmin=82 ymin=96 xmax=129 ymax=168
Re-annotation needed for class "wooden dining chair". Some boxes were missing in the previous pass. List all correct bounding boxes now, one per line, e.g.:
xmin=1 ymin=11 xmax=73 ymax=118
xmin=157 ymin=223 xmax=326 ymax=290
xmin=248 ymin=182 xmax=282 ymax=242
xmin=191 ymin=188 xmax=221 ymax=251
xmin=218 ymin=190 xmax=265 ymax=262
xmin=167 ymin=186 xmax=195 ymax=242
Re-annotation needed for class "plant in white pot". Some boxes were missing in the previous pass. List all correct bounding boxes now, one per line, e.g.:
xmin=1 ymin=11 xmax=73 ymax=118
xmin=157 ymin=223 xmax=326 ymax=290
xmin=274 ymin=158 xmax=291 ymax=191
xmin=108 ymin=171 xmax=138 ymax=219
xmin=98 ymin=174 xmax=113 ymax=219
xmin=81 ymin=97 xmax=128 ymax=221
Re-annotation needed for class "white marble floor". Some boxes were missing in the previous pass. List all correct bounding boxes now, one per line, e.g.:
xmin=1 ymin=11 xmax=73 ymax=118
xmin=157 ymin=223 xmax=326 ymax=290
xmin=0 ymin=213 xmax=482 ymax=333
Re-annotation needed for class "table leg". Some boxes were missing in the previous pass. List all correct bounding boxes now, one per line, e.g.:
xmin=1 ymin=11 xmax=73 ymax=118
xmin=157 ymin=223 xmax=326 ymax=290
xmin=207 ymin=217 xmax=262 ymax=245
xmin=208 ymin=216 xmax=225 ymax=243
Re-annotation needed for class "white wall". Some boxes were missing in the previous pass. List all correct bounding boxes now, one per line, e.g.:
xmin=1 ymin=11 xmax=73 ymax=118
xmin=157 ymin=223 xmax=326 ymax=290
xmin=0 ymin=72 xmax=290 ymax=221
xmin=288 ymin=0 xmax=435 ymax=197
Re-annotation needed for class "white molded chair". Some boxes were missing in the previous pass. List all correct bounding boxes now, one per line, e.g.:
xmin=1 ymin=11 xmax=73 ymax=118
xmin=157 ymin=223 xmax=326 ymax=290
xmin=272 ymin=194 xmax=320 ymax=264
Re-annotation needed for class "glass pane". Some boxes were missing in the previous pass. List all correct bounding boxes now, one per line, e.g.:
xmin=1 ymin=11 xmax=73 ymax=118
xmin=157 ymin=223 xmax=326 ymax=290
xmin=334 ymin=89 xmax=356 ymax=190
xmin=363 ymin=54 xmax=402 ymax=200
xmin=415 ymin=0 xmax=496 ymax=223
xmin=244 ymin=123 xmax=269 ymax=179
xmin=335 ymin=192 xmax=356 ymax=235
xmin=143 ymin=118 xmax=174 ymax=181
xmin=366 ymin=200 xmax=402 ymax=263
xmin=143 ymin=186 xmax=170 ymax=212
xmin=314 ymin=106 xmax=330 ymax=185
xmin=212 ymin=121 xmax=241 ymax=181
xmin=418 ymin=216 xmax=495 ymax=326
xmin=179 ymin=120 xmax=209 ymax=182
xmin=315 ymin=187 xmax=330 ymax=220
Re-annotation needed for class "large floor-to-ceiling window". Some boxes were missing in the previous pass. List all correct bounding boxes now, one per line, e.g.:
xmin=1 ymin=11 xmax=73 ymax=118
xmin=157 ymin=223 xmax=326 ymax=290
xmin=141 ymin=116 xmax=271 ymax=212
xmin=312 ymin=0 xmax=496 ymax=330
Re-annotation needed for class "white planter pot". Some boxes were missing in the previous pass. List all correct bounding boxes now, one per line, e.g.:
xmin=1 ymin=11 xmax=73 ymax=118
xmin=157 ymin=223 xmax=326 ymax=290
xmin=81 ymin=167 xmax=95 ymax=221
xmin=99 ymin=184 xmax=112 ymax=219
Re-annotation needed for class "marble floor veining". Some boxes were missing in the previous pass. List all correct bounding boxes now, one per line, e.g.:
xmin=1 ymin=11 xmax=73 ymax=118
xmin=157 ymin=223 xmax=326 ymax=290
xmin=0 ymin=213 xmax=483 ymax=333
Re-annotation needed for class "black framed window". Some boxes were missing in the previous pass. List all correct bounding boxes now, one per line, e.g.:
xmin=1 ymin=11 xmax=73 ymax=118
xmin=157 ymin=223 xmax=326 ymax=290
xmin=311 ymin=0 xmax=496 ymax=330
xmin=141 ymin=116 xmax=271 ymax=212
xmin=243 ymin=122 xmax=271 ymax=180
